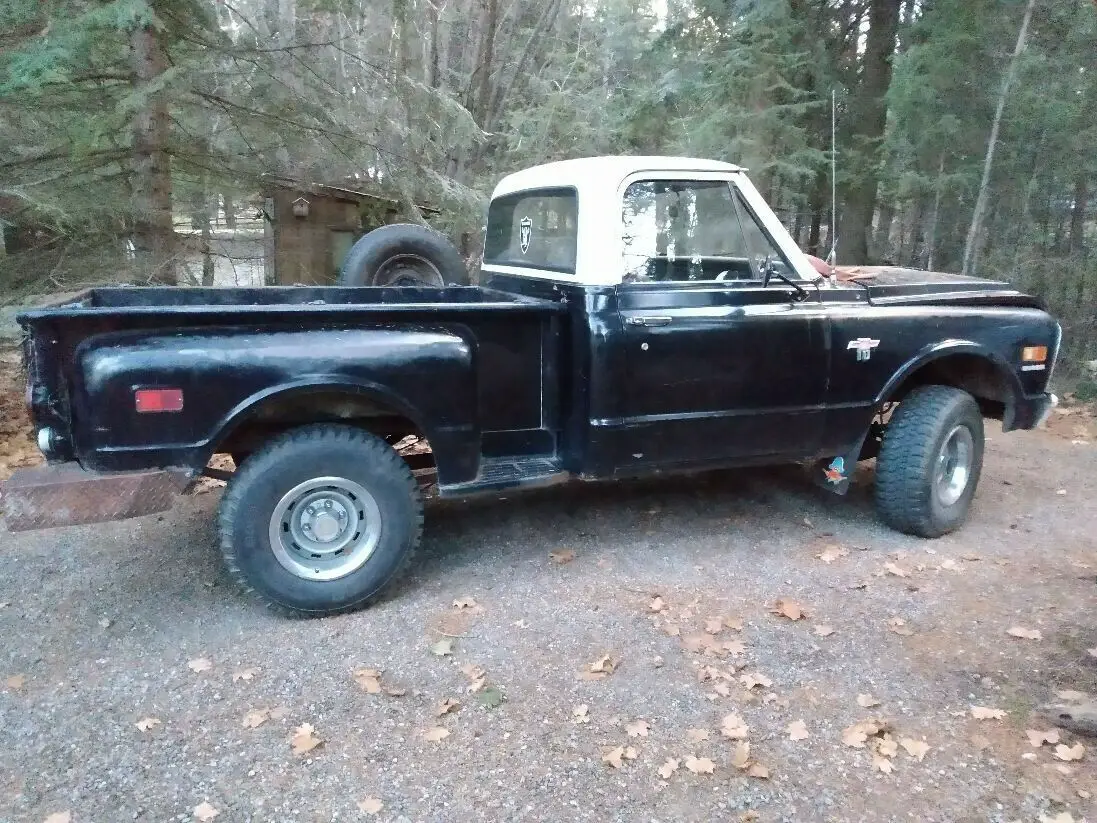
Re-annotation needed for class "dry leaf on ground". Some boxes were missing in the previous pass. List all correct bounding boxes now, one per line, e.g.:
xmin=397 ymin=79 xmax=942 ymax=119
xmin=842 ymin=719 xmax=888 ymax=748
xmin=685 ymin=755 xmax=715 ymax=775
xmin=572 ymin=705 xmax=590 ymax=724
xmin=722 ymin=638 xmax=747 ymax=656
xmin=687 ymin=728 xmax=710 ymax=743
xmin=187 ymin=658 xmax=213 ymax=674
xmin=971 ymin=706 xmax=1007 ymax=720
xmin=747 ymin=763 xmax=770 ymax=779
xmin=1039 ymin=814 xmax=1077 ymax=823
xmin=5 ymin=674 xmax=26 ymax=691
xmin=135 ymin=717 xmax=161 ymax=732
xmin=461 ymin=663 xmax=485 ymax=681
xmin=452 ymin=597 xmax=479 ymax=609
xmin=721 ymin=713 xmax=750 ymax=740
xmin=354 ymin=668 xmax=383 ymax=694
xmin=814 ymin=624 xmax=835 ymax=637
xmin=194 ymin=802 xmax=220 ymax=821
xmin=771 ymin=598 xmax=807 ymax=620
xmin=1055 ymin=742 xmax=1086 ymax=762
xmin=816 ymin=545 xmax=849 ymax=563
xmin=384 ymin=685 xmax=407 ymax=697
xmin=1027 ymin=729 xmax=1062 ymax=747
xmin=1088 ymin=647 xmax=1097 ymax=658
xmin=625 ymin=719 xmax=650 ymax=737
xmin=549 ymin=549 xmax=576 ymax=564
xmin=740 ymin=672 xmax=773 ymax=690
xmin=43 ymin=814 xmax=71 ymax=823
xmin=658 ymin=758 xmax=679 ymax=779
xmin=242 ymin=708 xmax=270 ymax=729
xmin=602 ymin=745 xmax=637 ymax=769
xmin=435 ymin=698 xmax=460 ymax=717
xmin=290 ymin=723 xmax=323 ymax=754
xmin=873 ymin=756 xmax=896 ymax=774
xmin=899 ymin=737 xmax=930 ymax=761
xmin=1006 ymin=626 xmax=1042 ymax=640
xmin=357 ymin=797 xmax=384 ymax=815
xmin=649 ymin=596 xmax=666 ymax=613
xmin=875 ymin=734 xmax=898 ymax=758
xmin=787 ymin=719 xmax=809 ymax=740
xmin=581 ymin=654 xmax=617 ymax=680
xmin=429 ymin=638 xmax=454 ymax=657
xmin=724 ymin=616 xmax=744 ymax=631
xmin=422 ymin=726 xmax=450 ymax=743
xmin=887 ymin=617 xmax=914 ymax=636
xmin=731 ymin=741 xmax=751 ymax=769
xmin=232 ymin=667 xmax=259 ymax=682
xmin=704 ymin=617 xmax=724 ymax=634
xmin=883 ymin=562 xmax=909 ymax=578
xmin=857 ymin=693 xmax=881 ymax=708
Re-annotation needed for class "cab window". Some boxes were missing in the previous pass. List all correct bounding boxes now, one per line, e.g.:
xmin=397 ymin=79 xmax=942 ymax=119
xmin=484 ymin=188 xmax=577 ymax=274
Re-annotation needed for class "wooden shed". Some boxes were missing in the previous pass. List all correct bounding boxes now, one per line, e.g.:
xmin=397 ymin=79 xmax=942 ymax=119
xmin=261 ymin=177 xmax=440 ymax=285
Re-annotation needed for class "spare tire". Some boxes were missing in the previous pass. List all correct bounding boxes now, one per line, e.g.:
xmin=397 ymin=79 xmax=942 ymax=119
xmin=338 ymin=223 xmax=470 ymax=287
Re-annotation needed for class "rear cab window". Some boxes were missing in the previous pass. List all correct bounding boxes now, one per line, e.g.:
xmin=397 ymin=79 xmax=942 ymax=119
xmin=484 ymin=188 xmax=578 ymax=274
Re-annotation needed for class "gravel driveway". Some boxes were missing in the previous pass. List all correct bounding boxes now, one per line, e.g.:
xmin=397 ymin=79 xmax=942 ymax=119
xmin=2 ymin=422 xmax=1096 ymax=823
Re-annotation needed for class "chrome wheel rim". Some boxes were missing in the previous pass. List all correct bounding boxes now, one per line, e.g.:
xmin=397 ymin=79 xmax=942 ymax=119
xmin=373 ymin=254 xmax=444 ymax=287
xmin=268 ymin=477 xmax=382 ymax=581
xmin=934 ymin=425 xmax=974 ymax=507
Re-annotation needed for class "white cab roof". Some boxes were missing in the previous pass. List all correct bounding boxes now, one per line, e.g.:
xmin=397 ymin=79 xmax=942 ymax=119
xmin=492 ymin=156 xmax=744 ymax=199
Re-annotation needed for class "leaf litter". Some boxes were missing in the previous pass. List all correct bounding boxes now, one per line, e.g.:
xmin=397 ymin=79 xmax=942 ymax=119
xmin=290 ymin=723 xmax=323 ymax=754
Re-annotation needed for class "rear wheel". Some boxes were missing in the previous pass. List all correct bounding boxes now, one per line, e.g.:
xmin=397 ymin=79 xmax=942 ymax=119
xmin=875 ymin=385 xmax=984 ymax=538
xmin=218 ymin=424 xmax=423 ymax=615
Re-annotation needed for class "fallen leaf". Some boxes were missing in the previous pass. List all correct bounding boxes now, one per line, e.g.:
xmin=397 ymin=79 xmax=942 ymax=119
xmin=771 ymin=598 xmax=807 ymax=620
xmin=663 ymin=623 xmax=681 ymax=637
xmin=1027 ymin=729 xmax=1062 ymax=747
xmin=194 ymin=802 xmax=220 ymax=821
xmin=816 ymin=545 xmax=849 ymax=564
xmin=626 ymin=719 xmax=650 ymax=737
xmin=720 ymin=713 xmax=750 ymax=740
xmin=658 ymin=758 xmax=679 ymax=779
xmin=687 ymin=728 xmax=710 ymax=743
xmin=747 ymin=762 xmax=770 ymax=779
xmin=422 ymin=726 xmax=450 ymax=743
xmin=875 ymin=734 xmax=898 ymax=758
xmin=354 ymin=668 xmax=383 ymax=694
xmin=232 ymin=667 xmax=259 ymax=682
xmin=685 ymin=755 xmax=715 ymax=775
xmin=429 ymin=639 xmax=454 ymax=657
xmin=857 ymin=693 xmax=881 ymax=708
xmin=652 ymin=656 xmax=664 ymax=668
xmin=1006 ymin=626 xmax=1042 ymax=640
xmin=872 ymin=755 xmax=895 ymax=774
xmin=1088 ymin=647 xmax=1097 ymax=658
xmin=787 ymin=719 xmax=809 ymax=741
xmin=1055 ymin=742 xmax=1086 ymax=762
xmin=883 ymin=562 xmax=909 ymax=578
xmin=731 ymin=741 xmax=751 ymax=769
xmin=724 ymin=616 xmax=744 ymax=631
xmin=357 ymin=796 xmax=383 ymax=815
xmin=135 ymin=717 xmax=161 ymax=732
xmin=475 ymin=685 xmax=504 ymax=709
xmin=5 ymin=674 xmax=26 ymax=691
xmin=722 ymin=639 xmax=747 ymax=656
xmin=435 ymin=698 xmax=460 ymax=717
xmin=704 ymin=617 xmax=724 ymax=634
xmin=242 ymin=708 xmax=270 ymax=729
xmin=269 ymin=706 xmax=288 ymax=720
xmin=602 ymin=745 xmax=637 ymax=769
xmin=187 ymin=658 xmax=212 ymax=674
xmin=1039 ymin=814 xmax=1076 ymax=823
xmin=290 ymin=723 xmax=323 ymax=754
xmin=938 ymin=558 xmax=961 ymax=572
xmin=814 ymin=624 xmax=835 ymax=637
xmin=572 ymin=704 xmax=590 ymax=724
xmin=549 ymin=549 xmax=576 ymax=564
xmin=384 ymin=685 xmax=407 ymax=697
xmin=649 ymin=596 xmax=667 ymax=613
xmin=971 ymin=706 xmax=1006 ymax=720
xmin=43 ymin=814 xmax=71 ymax=823
xmin=585 ymin=654 xmax=617 ymax=677
xmin=899 ymin=737 xmax=930 ymax=761
xmin=887 ymin=617 xmax=914 ymax=637
xmin=710 ymin=681 xmax=732 ymax=698
xmin=842 ymin=719 xmax=887 ymax=748
xmin=452 ymin=597 xmax=479 ymax=609
xmin=740 ymin=672 xmax=773 ymax=690
xmin=740 ymin=813 xmax=760 ymax=822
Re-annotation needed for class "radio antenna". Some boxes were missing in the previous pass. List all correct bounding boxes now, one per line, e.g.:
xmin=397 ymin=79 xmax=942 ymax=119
xmin=825 ymin=88 xmax=837 ymax=269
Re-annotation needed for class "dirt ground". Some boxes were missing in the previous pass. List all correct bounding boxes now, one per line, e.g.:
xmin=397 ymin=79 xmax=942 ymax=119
xmin=2 ymin=347 xmax=1097 ymax=823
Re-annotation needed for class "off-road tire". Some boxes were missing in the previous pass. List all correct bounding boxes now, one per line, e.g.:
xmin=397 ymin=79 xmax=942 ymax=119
xmin=875 ymin=385 xmax=984 ymax=538
xmin=218 ymin=424 xmax=423 ymax=616
xmin=338 ymin=223 xmax=469 ymax=287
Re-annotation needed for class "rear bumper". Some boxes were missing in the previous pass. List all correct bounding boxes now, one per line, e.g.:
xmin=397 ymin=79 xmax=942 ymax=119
xmin=1 ymin=463 xmax=190 ymax=533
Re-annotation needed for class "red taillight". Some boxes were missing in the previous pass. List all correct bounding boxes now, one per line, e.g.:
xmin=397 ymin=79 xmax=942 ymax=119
xmin=135 ymin=388 xmax=184 ymax=413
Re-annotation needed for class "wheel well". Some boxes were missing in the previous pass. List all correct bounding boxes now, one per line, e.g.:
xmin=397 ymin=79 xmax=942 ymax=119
xmin=213 ymin=390 xmax=435 ymax=470
xmin=884 ymin=354 xmax=1012 ymax=420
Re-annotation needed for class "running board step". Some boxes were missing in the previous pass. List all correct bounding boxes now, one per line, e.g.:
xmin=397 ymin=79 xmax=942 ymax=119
xmin=439 ymin=456 xmax=568 ymax=496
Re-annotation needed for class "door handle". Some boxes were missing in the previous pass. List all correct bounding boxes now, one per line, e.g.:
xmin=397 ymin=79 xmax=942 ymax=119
xmin=626 ymin=316 xmax=673 ymax=327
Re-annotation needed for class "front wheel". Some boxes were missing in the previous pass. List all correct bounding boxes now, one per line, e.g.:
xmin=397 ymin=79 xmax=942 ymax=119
xmin=218 ymin=424 xmax=423 ymax=615
xmin=874 ymin=385 xmax=985 ymax=538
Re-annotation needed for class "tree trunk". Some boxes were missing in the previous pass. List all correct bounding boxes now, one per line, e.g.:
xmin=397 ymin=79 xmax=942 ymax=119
xmin=962 ymin=0 xmax=1037 ymax=276
xmin=872 ymin=201 xmax=896 ymax=262
xmin=926 ymin=153 xmax=946 ymax=270
xmin=836 ymin=0 xmax=902 ymax=265
xmin=1069 ymin=174 xmax=1089 ymax=256
xmin=472 ymin=0 xmax=499 ymax=126
xmin=130 ymin=19 xmax=175 ymax=285
xmin=428 ymin=0 xmax=441 ymax=89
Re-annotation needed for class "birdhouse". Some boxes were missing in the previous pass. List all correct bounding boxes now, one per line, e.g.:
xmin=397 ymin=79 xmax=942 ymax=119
xmin=291 ymin=196 xmax=310 ymax=218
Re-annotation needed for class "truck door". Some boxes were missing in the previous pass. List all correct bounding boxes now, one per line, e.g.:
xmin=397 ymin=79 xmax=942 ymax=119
xmin=612 ymin=178 xmax=828 ymax=472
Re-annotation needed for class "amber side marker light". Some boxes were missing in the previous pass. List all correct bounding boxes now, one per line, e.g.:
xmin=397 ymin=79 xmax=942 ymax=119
xmin=135 ymin=388 xmax=184 ymax=413
xmin=1021 ymin=346 xmax=1048 ymax=363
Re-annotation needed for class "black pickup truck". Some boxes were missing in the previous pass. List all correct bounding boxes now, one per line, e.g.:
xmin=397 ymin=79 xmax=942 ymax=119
xmin=2 ymin=157 xmax=1060 ymax=615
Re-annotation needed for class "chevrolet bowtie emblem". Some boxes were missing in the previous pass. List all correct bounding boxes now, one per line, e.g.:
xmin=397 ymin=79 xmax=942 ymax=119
xmin=847 ymin=337 xmax=881 ymax=362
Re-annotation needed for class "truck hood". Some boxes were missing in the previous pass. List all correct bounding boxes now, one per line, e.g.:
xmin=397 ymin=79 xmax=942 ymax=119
xmin=833 ymin=265 xmax=1043 ymax=309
